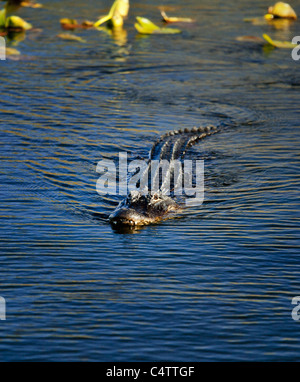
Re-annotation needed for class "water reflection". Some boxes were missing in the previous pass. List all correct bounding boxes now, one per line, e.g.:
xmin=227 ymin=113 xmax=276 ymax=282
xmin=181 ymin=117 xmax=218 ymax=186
xmin=267 ymin=17 xmax=296 ymax=30
xmin=5 ymin=30 xmax=25 ymax=44
xmin=110 ymin=26 xmax=127 ymax=46
xmin=110 ymin=223 xmax=144 ymax=234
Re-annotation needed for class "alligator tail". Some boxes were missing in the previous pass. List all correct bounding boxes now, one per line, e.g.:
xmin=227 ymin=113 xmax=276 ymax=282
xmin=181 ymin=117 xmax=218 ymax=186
xmin=149 ymin=124 xmax=226 ymax=162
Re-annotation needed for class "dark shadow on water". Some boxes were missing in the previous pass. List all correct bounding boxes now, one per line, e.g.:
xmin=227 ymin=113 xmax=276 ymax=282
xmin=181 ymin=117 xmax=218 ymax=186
xmin=110 ymin=223 xmax=145 ymax=234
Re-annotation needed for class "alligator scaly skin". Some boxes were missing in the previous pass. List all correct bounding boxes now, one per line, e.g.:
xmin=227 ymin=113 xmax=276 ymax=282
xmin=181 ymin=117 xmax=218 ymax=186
xmin=109 ymin=124 xmax=225 ymax=227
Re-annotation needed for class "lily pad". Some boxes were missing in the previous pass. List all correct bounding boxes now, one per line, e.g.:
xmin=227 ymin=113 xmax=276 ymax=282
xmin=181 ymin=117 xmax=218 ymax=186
xmin=262 ymin=33 xmax=297 ymax=48
xmin=134 ymin=16 xmax=181 ymax=34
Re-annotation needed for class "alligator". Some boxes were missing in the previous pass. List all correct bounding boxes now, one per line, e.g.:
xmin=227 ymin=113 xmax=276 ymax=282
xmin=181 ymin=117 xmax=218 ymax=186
xmin=109 ymin=124 xmax=225 ymax=227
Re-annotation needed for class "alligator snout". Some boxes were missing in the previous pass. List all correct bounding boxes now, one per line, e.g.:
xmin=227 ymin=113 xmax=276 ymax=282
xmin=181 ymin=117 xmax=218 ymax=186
xmin=109 ymin=191 xmax=179 ymax=227
xmin=109 ymin=207 xmax=152 ymax=226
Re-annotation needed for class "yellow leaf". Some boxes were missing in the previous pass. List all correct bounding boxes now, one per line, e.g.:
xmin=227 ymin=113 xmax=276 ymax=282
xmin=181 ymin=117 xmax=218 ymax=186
xmin=60 ymin=18 xmax=78 ymax=26
xmin=94 ymin=0 xmax=129 ymax=28
xmin=135 ymin=16 xmax=181 ymax=34
xmin=21 ymin=1 xmax=43 ymax=8
xmin=6 ymin=47 xmax=20 ymax=55
xmin=134 ymin=17 xmax=160 ymax=33
xmin=5 ymin=15 xmax=32 ymax=30
xmin=161 ymin=10 xmax=195 ymax=23
xmin=57 ymin=33 xmax=86 ymax=43
xmin=262 ymin=33 xmax=297 ymax=48
xmin=264 ymin=13 xmax=274 ymax=20
xmin=267 ymin=2 xmax=297 ymax=19
xmin=0 ymin=8 xmax=6 ymax=27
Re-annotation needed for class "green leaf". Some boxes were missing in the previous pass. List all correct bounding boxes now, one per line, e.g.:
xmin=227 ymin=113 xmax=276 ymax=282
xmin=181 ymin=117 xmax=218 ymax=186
xmin=94 ymin=0 xmax=129 ymax=28
xmin=5 ymin=15 xmax=32 ymax=30
xmin=57 ymin=33 xmax=86 ymax=43
xmin=94 ymin=13 xmax=111 ymax=27
xmin=6 ymin=47 xmax=20 ymax=55
xmin=262 ymin=33 xmax=297 ymax=48
xmin=134 ymin=16 xmax=181 ymax=34
xmin=161 ymin=10 xmax=195 ymax=23
xmin=134 ymin=17 xmax=160 ymax=33
xmin=0 ymin=8 xmax=6 ymax=27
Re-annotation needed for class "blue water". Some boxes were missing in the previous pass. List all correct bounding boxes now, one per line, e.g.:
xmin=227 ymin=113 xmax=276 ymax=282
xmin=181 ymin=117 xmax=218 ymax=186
xmin=0 ymin=0 xmax=300 ymax=361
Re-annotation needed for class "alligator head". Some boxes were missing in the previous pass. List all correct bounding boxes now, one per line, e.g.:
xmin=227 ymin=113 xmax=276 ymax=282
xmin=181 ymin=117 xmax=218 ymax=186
xmin=109 ymin=190 xmax=179 ymax=226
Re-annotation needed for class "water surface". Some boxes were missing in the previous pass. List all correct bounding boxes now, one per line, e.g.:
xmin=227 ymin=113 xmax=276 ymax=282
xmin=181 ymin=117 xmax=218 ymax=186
xmin=0 ymin=0 xmax=300 ymax=361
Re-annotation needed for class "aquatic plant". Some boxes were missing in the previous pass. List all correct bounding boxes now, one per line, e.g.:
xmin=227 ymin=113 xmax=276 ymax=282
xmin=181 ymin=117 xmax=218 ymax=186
xmin=60 ymin=18 xmax=94 ymax=30
xmin=94 ymin=0 xmax=129 ymax=28
xmin=262 ymin=33 xmax=298 ymax=48
xmin=134 ymin=16 xmax=181 ymax=34
xmin=0 ymin=0 xmax=32 ymax=30
xmin=161 ymin=10 xmax=195 ymax=23
xmin=57 ymin=32 xmax=86 ymax=43
xmin=244 ymin=1 xmax=297 ymax=28
xmin=264 ymin=2 xmax=297 ymax=20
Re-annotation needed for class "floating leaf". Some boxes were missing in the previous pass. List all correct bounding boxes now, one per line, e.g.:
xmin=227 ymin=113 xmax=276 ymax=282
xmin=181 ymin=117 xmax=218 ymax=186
xmin=134 ymin=17 xmax=160 ymax=34
xmin=262 ymin=33 xmax=297 ymax=48
xmin=94 ymin=0 xmax=129 ymax=28
xmin=134 ymin=16 xmax=181 ymax=34
xmin=60 ymin=18 xmax=78 ymax=29
xmin=6 ymin=46 xmax=20 ymax=55
xmin=0 ymin=8 xmax=6 ymax=27
xmin=60 ymin=18 xmax=78 ymax=26
xmin=161 ymin=10 xmax=195 ymax=23
xmin=236 ymin=35 xmax=264 ymax=42
xmin=60 ymin=18 xmax=94 ymax=30
xmin=5 ymin=15 xmax=32 ymax=30
xmin=57 ymin=33 xmax=86 ymax=43
xmin=21 ymin=1 xmax=42 ymax=8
